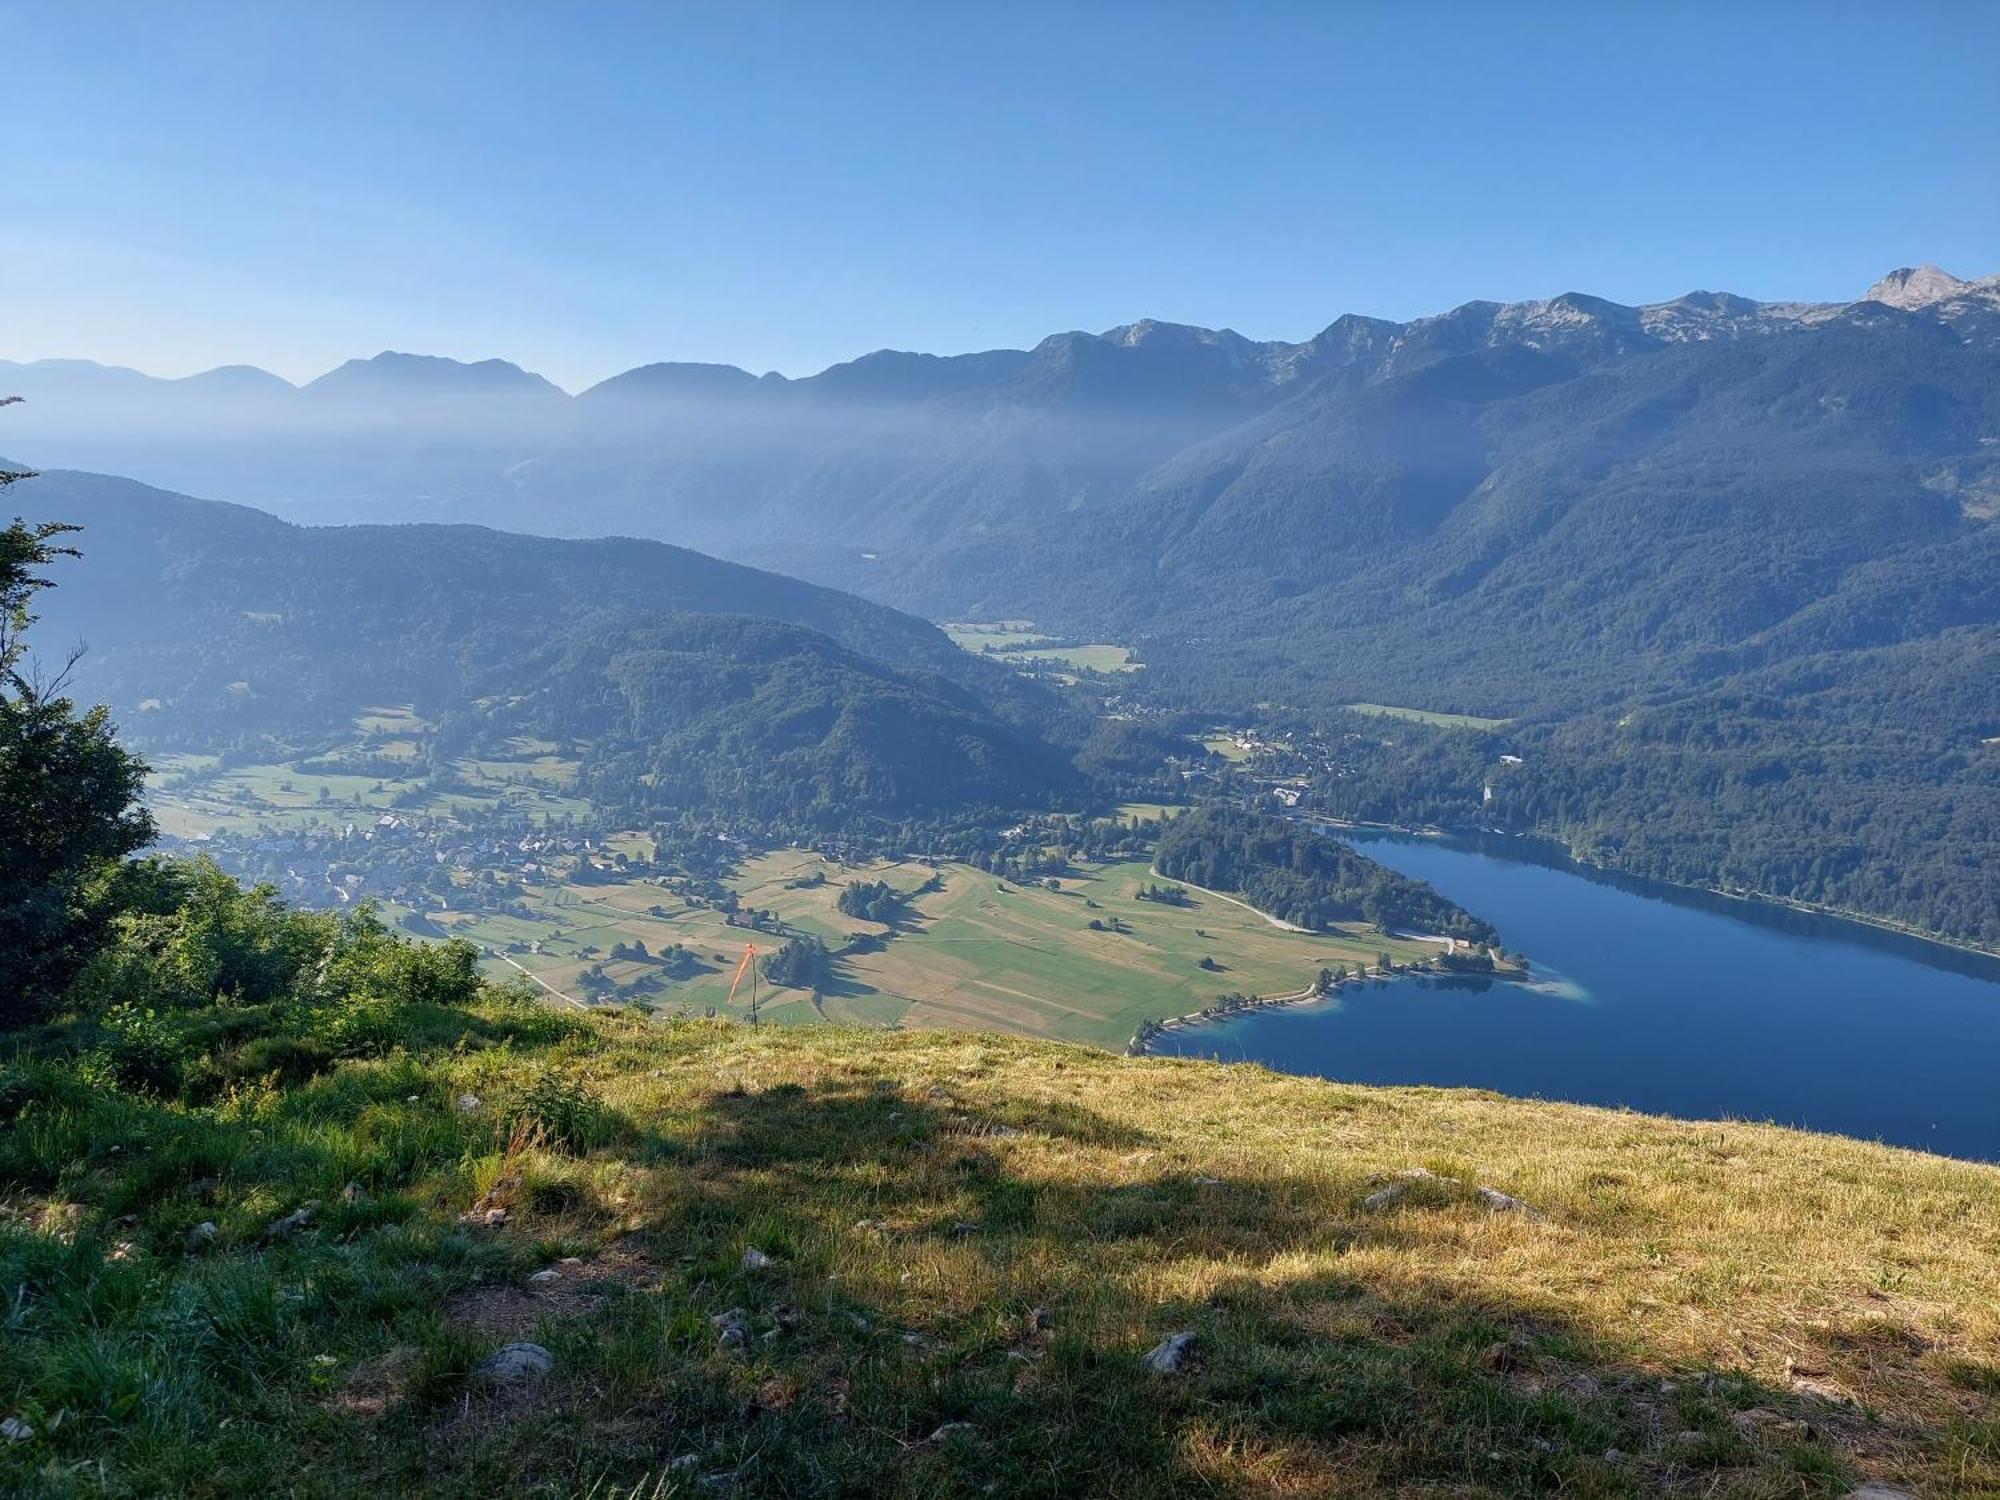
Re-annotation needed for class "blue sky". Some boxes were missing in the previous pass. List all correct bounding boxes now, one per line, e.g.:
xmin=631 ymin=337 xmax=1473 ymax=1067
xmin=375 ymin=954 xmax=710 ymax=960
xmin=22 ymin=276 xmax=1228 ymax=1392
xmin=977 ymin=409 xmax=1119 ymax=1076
xmin=4 ymin=0 xmax=1995 ymax=390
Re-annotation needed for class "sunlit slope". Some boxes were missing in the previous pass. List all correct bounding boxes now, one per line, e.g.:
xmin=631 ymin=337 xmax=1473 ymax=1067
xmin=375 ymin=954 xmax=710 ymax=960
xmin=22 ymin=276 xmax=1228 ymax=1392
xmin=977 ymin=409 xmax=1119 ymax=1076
xmin=7 ymin=1013 xmax=1996 ymax=1497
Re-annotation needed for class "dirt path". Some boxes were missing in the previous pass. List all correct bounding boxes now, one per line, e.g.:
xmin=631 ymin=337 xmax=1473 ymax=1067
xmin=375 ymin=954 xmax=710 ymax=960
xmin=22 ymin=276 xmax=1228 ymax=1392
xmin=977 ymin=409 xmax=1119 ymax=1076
xmin=1148 ymin=869 xmax=1314 ymax=933
xmin=491 ymin=952 xmax=586 ymax=1011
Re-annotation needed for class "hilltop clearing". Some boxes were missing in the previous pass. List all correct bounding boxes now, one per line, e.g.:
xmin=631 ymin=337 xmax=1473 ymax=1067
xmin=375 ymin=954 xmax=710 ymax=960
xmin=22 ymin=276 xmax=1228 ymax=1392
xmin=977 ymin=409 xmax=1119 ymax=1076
xmin=4 ymin=995 xmax=1996 ymax=1498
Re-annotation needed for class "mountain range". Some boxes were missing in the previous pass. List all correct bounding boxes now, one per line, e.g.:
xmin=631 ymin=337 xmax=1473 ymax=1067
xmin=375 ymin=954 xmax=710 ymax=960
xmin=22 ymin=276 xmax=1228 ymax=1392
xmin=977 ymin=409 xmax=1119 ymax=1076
xmin=6 ymin=263 xmax=1996 ymax=942
xmin=7 ymin=266 xmax=1995 ymax=591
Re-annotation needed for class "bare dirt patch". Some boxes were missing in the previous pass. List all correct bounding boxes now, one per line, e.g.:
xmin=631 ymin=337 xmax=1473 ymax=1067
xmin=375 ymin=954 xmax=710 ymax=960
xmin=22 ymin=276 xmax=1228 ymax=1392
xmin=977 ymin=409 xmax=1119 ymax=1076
xmin=446 ymin=1237 xmax=665 ymax=1339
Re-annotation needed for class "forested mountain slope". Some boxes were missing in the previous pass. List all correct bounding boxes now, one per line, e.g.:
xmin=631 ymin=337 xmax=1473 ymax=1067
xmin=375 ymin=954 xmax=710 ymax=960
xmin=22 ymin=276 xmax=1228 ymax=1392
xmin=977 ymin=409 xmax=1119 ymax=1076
xmin=15 ymin=470 xmax=1079 ymax=820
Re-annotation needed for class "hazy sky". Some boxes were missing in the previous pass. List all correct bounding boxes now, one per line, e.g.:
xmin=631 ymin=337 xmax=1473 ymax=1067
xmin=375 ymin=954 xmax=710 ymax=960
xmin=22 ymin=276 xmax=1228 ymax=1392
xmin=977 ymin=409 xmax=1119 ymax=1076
xmin=5 ymin=0 xmax=1995 ymax=390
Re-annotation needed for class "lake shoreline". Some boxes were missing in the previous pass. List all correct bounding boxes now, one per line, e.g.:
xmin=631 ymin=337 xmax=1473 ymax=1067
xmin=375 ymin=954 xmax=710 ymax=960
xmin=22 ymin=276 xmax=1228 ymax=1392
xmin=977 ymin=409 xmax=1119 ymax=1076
xmin=1302 ymin=815 xmax=2000 ymax=966
xmin=1129 ymin=954 xmax=1532 ymax=1056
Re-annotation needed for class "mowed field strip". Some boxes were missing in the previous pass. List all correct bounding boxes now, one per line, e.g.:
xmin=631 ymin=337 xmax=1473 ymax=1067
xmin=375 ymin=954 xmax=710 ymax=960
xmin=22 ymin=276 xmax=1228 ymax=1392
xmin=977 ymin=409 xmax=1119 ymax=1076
xmin=454 ymin=849 xmax=1434 ymax=1050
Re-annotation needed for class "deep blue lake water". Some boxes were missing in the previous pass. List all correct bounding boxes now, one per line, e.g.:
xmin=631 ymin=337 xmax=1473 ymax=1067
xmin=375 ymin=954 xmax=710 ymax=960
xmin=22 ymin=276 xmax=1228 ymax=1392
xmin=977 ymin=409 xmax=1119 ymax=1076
xmin=1151 ymin=832 xmax=2000 ymax=1161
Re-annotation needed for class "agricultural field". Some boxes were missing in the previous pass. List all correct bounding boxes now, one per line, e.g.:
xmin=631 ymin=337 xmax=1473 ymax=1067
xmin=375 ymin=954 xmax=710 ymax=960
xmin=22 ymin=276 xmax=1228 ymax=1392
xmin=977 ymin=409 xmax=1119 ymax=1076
xmin=1343 ymin=701 xmax=1511 ymax=731
xmin=470 ymin=850 xmax=1434 ymax=1050
xmin=144 ymin=710 xmax=590 ymax=838
xmin=940 ymin=618 xmax=1050 ymax=651
xmin=943 ymin=619 xmax=1139 ymax=675
xmin=1000 ymin=641 xmax=1137 ymax=673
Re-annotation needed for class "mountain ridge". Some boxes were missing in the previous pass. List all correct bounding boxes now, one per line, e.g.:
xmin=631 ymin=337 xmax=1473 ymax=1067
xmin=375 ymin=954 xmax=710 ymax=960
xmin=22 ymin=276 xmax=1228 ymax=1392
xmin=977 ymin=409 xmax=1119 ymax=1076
xmin=9 ymin=264 xmax=1991 ymax=404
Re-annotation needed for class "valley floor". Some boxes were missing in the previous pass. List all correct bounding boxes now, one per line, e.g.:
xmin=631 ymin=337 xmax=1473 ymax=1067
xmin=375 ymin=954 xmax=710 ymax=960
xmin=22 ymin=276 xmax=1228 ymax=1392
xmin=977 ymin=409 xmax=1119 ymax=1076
xmin=445 ymin=851 xmax=1432 ymax=1050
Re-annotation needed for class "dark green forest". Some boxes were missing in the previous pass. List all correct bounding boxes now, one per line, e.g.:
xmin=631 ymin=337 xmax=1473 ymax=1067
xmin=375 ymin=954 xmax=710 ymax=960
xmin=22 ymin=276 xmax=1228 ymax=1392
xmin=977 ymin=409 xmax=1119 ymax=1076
xmin=1153 ymin=806 xmax=1495 ymax=942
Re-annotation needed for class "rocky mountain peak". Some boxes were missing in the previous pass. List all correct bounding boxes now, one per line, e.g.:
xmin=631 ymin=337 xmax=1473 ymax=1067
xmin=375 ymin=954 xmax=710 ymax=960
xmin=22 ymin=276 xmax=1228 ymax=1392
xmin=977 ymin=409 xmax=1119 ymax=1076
xmin=1863 ymin=265 xmax=1972 ymax=309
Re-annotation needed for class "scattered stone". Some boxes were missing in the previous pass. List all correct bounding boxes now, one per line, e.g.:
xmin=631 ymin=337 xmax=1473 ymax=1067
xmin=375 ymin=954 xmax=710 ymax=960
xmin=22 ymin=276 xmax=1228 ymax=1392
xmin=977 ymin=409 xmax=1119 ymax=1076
xmin=340 ymin=1182 xmax=366 ymax=1206
xmin=1362 ymin=1168 xmax=1441 ymax=1211
xmin=740 ymin=1246 xmax=773 ymax=1271
xmin=1602 ymin=1448 xmax=1624 ymax=1464
xmin=559 ymin=1255 xmax=583 ymax=1266
xmin=853 ymin=1217 xmax=885 ymax=1232
xmin=712 ymin=1307 xmax=749 ymax=1352
xmin=985 ymin=1124 xmax=1024 ymax=1139
xmin=948 ymin=1222 xmax=979 ymax=1238
xmin=529 ymin=1269 xmax=562 ymax=1284
xmin=265 ymin=1204 xmax=315 ymax=1240
xmin=1192 ymin=1175 xmax=1222 ymax=1186
xmin=475 ymin=1341 xmax=553 ymax=1383
xmin=1476 ymin=1185 xmax=1542 ymax=1217
xmin=926 ymin=1421 xmax=976 ymax=1445
xmin=1361 ymin=1169 xmax=1544 ymax=1218
xmin=456 ymin=1093 xmax=482 ymax=1114
xmin=667 ymin=1455 xmax=699 ymax=1473
xmin=1791 ymin=1374 xmax=1850 ymax=1404
xmin=1731 ymin=1407 xmax=1811 ymax=1443
xmin=1143 ymin=1331 xmax=1196 ymax=1375
xmin=768 ymin=1304 xmax=802 ymax=1329
xmin=1 ymin=1416 xmax=32 ymax=1443
xmin=186 ymin=1220 xmax=218 ymax=1251
xmin=1480 ymin=1340 xmax=1527 ymax=1373
xmin=1841 ymin=1486 xmax=1917 ymax=1500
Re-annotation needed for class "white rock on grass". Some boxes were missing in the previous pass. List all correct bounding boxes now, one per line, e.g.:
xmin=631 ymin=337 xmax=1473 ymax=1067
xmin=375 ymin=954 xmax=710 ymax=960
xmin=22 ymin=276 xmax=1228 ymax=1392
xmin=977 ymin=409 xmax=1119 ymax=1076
xmin=1362 ymin=1168 xmax=1440 ymax=1211
xmin=1143 ymin=1331 xmax=1196 ymax=1375
xmin=529 ymin=1268 xmax=562 ymax=1284
xmin=475 ymin=1342 xmax=553 ymax=1383
xmin=1475 ymin=1186 xmax=1543 ymax=1218
xmin=1841 ymin=1487 xmax=1918 ymax=1500
xmin=711 ymin=1307 xmax=749 ymax=1352
xmin=740 ymin=1247 xmax=773 ymax=1271
xmin=264 ymin=1205 xmax=315 ymax=1240
xmin=1 ymin=1416 xmax=32 ymax=1442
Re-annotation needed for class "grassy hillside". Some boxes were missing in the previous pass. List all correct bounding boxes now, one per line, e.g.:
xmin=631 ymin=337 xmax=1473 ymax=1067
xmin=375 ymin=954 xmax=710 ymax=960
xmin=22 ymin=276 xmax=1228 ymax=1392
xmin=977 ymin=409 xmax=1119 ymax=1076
xmin=439 ymin=850 xmax=1440 ymax=1048
xmin=4 ymin=1004 xmax=1996 ymax=1499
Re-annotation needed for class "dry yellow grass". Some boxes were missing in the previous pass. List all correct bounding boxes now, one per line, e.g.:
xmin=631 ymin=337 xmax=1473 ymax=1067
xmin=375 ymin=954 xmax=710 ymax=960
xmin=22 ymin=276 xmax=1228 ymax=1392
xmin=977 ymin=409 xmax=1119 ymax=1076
xmin=9 ymin=998 xmax=1997 ymax=1497
xmin=510 ymin=1020 xmax=1999 ymax=1496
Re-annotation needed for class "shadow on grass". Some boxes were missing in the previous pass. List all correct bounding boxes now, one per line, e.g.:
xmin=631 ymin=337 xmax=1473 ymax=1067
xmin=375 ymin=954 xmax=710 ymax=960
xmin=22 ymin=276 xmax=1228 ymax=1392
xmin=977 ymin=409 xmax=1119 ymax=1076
xmin=363 ymin=1078 xmax=1976 ymax=1499
xmin=4 ymin=1054 xmax=1989 ymax=1500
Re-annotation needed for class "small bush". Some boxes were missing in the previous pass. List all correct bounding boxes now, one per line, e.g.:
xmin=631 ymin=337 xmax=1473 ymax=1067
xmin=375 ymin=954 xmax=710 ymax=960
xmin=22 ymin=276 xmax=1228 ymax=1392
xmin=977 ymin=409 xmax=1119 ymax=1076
xmin=515 ymin=1070 xmax=606 ymax=1153
xmin=309 ymin=994 xmax=404 ymax=1058
xmin=96 ymin=1005 xmax=185 ymax=1095
xmin=218 ymin=1034 xmax=335 ymax=1086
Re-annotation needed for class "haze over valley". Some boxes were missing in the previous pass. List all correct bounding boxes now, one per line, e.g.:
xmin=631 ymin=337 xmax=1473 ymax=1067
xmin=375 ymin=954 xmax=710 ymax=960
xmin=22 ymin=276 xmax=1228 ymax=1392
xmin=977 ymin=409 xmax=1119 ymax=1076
xmin=5 ymin=7 xmax=1998 ymax=1497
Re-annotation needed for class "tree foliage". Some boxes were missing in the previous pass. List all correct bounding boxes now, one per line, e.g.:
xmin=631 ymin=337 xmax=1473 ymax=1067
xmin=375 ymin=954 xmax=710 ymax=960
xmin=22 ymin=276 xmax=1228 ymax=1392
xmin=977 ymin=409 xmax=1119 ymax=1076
xmin=1154 ymin=805 xmax=1495 ymax=941
xmin=1 ymin=456 xmax=156 ymax=1025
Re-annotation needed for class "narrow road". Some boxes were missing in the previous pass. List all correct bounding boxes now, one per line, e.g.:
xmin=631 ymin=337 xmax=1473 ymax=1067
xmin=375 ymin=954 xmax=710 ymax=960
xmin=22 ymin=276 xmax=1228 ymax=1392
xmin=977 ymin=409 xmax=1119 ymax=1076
xmin=1148 ymin=869 xmax=1314 ymax=933
xmin=491 ymin=951 xmax=586 ymax=1011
